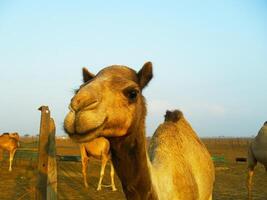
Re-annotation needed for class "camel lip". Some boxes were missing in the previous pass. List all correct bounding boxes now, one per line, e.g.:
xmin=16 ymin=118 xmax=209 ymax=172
xmin=67 ymin=117 xmax=108 ymax=143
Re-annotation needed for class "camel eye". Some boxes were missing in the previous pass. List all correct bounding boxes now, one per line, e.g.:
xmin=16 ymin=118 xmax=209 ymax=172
xmin=128 ymin=90 xmax=138 ymax=100
xmin=123 ymin=88 xmax=139 ymax=103
xmin=123 ymin=86 xmax=139 ymax=103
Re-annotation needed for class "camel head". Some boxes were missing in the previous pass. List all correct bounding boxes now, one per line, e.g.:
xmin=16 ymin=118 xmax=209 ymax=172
xmin=64 ymin=62 xmax=153 ymax=143
xmin=9 ymin=132 xmax=20 ymax=141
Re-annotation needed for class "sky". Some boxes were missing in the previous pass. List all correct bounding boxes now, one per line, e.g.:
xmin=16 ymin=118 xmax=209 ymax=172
xmin=0 ymin=1 xmax=266 ymax=137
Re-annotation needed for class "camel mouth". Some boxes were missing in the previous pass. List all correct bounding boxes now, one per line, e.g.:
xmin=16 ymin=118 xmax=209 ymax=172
xmin=65 ymin=116 xmax=108 ymax=143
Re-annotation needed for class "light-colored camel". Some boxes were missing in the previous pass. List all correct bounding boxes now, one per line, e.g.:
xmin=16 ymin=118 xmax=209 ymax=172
xmin=80 ymin=137 xmax=117 ymax=191
xmin=64 ymin=62 xmax=215 ymax=200
xmin=0 ymin=132 xmax=20 ymax=171
xmin=247 ymin=121 xmax=267 ymax=200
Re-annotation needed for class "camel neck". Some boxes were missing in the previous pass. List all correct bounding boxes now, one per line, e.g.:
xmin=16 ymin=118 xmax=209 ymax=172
xmin=110 ymin=130 xmax=158 ymax=200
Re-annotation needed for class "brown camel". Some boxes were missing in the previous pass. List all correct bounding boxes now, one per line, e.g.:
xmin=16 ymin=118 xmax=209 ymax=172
xmin=80 ymin=137 xmax=117 ymax=191
xmin=247 ymin=121 xmax=267 ymax=200
xmin=64 ymin=62 xmax=215 ymax=200
xmin=0 ymin=132 xmax=20 ymax=171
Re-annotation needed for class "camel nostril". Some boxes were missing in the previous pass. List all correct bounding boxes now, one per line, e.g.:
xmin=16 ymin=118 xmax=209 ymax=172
xmin=70 ymin=99 xmax=99 ymax=112
xmin=83 ymin=100 xmax=99 ymax=111
xmin=71 ymin=87 xmax=100 ymax=112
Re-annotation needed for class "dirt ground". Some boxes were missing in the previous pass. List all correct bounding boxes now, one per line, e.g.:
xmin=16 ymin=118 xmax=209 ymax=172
xmin=0 ymin=138 xmax=266 ymax=200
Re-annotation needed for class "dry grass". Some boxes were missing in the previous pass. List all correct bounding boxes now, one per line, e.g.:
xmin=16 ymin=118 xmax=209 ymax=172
xmin=202 ymin=138 xmax=252 ymax=162
xmin=0 ymin=137 xmax=266 ymax=200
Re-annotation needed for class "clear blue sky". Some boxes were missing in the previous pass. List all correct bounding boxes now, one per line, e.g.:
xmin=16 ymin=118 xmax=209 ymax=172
xmin=0 ymin=1 xmax=266 ymax=137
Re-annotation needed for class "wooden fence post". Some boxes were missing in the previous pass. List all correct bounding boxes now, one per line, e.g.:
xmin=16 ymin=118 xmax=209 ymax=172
xmin=47 ymin=118 xmax=57 ymax=200
xmin=36 ymin=106 xmax=57 ymax=200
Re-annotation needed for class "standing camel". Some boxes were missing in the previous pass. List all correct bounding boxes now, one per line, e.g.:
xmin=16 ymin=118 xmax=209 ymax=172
xmin=247 ymin=121 xmax=267 ymax=200
xmin=80 ymin=137 xmax=117 ymax=191
xmin=64 ymin=62 xmax=215 ymax=200
xmin=0 ymin=132 xmax=20 ymax=171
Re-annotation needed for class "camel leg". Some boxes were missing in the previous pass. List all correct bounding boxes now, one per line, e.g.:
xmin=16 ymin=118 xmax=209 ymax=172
xmin=97 ymin=155 xmax=108 ymax=191
xmin=247 ymin=145 xmax=257 ymax=200
xmin=110 ymin=160 xmax=117 ymax=191
xmin=81 ymin=157 xmax=89 ymax=188
xmin=247 ymin=168 xmax=254 ymax=200
xmin=80 ymin=144 xmax=89 ymax=188
xmin=80 ymin=145 xmax=89 ymax=188
xmin=9 ymin=149 xmax=16 ymax=172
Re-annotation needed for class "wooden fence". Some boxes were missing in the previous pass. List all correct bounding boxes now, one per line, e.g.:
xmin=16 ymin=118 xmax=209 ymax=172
xmin=35 ymin=106 xmax=57 ymax=200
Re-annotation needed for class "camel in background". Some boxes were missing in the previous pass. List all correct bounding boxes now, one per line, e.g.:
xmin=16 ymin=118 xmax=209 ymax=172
xmin=247 ymin=121 xmax=267 ymax=200
xmin=64 ymin=62 xmax=215 ymax=199
xmin=80 ymin=137 xmax=117 ymax=191
xmin=0 ymin=132 xmax=20 ymax=171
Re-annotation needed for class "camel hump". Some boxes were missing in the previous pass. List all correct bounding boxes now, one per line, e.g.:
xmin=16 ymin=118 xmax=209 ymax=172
xmin=164 ymin=109 xmax=183 ymax=123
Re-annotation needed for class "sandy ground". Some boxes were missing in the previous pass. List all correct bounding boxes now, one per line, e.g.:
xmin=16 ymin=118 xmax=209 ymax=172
xmin=0 ymin=138 xmax=266 ymax=200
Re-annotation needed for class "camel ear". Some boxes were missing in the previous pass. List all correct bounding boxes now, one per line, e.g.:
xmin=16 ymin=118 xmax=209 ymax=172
xmin=137 ymin=62 xmax=153 ymax=90
xmin=82 ymin=67 xmax=95 ymax=83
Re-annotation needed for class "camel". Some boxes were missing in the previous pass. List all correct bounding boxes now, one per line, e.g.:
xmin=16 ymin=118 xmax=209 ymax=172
xmin=64 ymin=62 xmax=215 ymax=200
xmin=79 ymin=137 xmax=117 ymax=191
xmin=0 ymin=132 xmax=20 ymax=171
xmin=247 ymin=121 xmax=267 ymax=200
